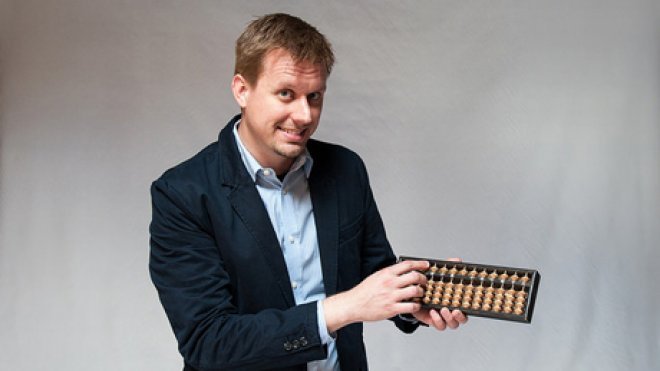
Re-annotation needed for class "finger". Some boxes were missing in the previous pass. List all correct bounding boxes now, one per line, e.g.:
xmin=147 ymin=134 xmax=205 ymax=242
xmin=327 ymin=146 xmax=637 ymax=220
xmin=446 ymin=257 xmax=462 ymax=262
xmin=395 ymin=284 xmax=425 ymax=302
xmin=396 ymin=270 xmax=427 ymax=288
xmin=440 ymin=307 xmax=459 ymax=329
xmin=392 ymin=301 xmax=421 ymax=315
xmin=429 ymin=308 xmax=446 ymax=331
xmin=452 ymin=309 xmax=468 ymax=324
xmin=389 ymin=260 xmax=429 ymax=276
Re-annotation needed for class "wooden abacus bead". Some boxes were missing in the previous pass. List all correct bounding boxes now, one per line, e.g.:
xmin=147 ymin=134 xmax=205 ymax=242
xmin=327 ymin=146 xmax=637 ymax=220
xmin=473 ymin=296 xmax=482 ymax=305
xmin=485 ymin=291 xmax=494 ymax=299
xmin=503 ymin=306 xmax=513 ymax=314
xmin=493 ymin=299 xmax=503 ymax=306
xmin=482 ymin=303 xmax=492 ymax=311
xmin=439 ymin=265 xmax=448 ymax=274
xmin=516 ymin=290 xmax=527 ymax=298
xmin=520 ymin=275 xmax=530 ymax=284
xmin=514 ymin=302 xmax=524 ymax=309
xmin=492 ymin=305 xmax=501 ymax=313
xmin=452 ymin=300 xmax=461 ymax=307
xmin=468 ymin=268 xmax=478 ymax=278
xmin=458 ymin=268 xmax=468 ymax=276
xmin=430 ymin=264 xmax=438 ymax=273
xmin=472 ymin=302 xmax=481 ymax=310
xmin=462 ymin=301 xmax=471 ymax=309
xmin=484 ymin=297 xmax=493 ymax=305
xmin=478 ymin=270 xmax=488 ymax=279
xmin=488 ymin=271 xmax=499 ymax=280
xmin=448 ymin=267 xmax=458 ymax=275
xmin=441 ymin=298 xmax=451 ymax=306
xmin=510 ymin=273 xmax=519 ymax=282
xmin=432 ymin=297 xmax=440 ymax=305
xmin=423 ymin=296 xmax=431 ymax=304
xmin=514 ymin=308 xmax=524 ymax=315
xmin=432 ymin=292 xmax=441 ymax=299
xmin=499 ymin=273 xmax=509 ymax=281
xmin=515 ymin=296 xmax=526 ymax=304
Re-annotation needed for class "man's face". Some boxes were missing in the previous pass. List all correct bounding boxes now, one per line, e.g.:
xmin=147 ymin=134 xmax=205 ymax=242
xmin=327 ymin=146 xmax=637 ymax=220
xmin=233 ymin=48 xmax=327 ymax=174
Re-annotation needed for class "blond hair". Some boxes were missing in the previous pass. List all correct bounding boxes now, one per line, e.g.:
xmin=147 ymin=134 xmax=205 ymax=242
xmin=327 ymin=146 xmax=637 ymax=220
xmin=235 ymin=13 xmax=335 ymax=85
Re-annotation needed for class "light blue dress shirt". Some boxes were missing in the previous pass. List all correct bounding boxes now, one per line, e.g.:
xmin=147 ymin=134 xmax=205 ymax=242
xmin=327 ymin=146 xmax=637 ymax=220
xmin=233 ymin=123 xmax=340 ymax=371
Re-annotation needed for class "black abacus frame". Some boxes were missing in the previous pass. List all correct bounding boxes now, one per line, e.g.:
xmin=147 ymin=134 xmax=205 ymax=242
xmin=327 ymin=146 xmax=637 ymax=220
xmin=399 ymin=256 xmax=540 ymax=323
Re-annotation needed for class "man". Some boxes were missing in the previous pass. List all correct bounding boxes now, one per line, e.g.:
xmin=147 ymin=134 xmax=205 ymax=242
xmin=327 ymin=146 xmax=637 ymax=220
xmin=150 ymin=13 xmax=467 ymax=371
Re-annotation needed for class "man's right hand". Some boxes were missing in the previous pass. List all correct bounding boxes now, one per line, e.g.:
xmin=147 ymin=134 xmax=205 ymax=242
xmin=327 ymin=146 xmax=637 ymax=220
xmin=322 ymin=260 xmax=429 ymax=333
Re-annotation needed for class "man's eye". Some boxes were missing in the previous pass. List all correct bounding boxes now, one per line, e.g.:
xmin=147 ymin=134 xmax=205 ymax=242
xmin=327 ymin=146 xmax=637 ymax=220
xmin=308 ymin=92 xmax=321 ymax=101
xmin=279 ymin=90 xmax=292 ymax=98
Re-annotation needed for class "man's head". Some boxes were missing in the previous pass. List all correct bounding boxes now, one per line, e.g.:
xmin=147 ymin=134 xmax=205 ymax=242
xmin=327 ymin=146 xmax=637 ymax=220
xmin=234 ymin=13 xmax=334 ymax=87
xmin=231 ymin=14 xmax=335 ymax=175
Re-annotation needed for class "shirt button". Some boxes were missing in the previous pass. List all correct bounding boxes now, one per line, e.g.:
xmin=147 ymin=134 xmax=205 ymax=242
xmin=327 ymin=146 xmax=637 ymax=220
xmin=288 ymin=235 xmax=295 ymax=244
xmin=263 ymin=169 xmax=271 ymax=176
xmin=291 ymin=281 xmax=298 ymax=289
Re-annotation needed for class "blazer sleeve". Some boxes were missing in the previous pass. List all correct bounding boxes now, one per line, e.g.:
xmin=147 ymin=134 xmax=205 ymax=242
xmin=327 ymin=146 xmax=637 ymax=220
xmin=149 ymin=178 xmax=327 ymax=370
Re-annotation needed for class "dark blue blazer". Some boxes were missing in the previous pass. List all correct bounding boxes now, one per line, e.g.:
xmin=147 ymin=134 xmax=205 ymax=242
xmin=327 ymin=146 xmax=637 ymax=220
xmin=150 ymin=115 xmax=418 ymax=370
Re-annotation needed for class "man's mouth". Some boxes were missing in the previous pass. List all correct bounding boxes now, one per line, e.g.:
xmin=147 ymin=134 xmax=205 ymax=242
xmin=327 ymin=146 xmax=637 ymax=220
xmin=278 ymin=127 xmax=306 ymax=141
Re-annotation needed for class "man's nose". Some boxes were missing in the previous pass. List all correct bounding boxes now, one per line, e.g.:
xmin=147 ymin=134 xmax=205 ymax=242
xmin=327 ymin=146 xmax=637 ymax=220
xmin=291 ymin=97 xmax=312 ymax=124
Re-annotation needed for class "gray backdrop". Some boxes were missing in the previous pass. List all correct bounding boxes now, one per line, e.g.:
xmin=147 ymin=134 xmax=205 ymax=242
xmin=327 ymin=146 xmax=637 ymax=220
xmin=1 ymin=0 xmax=658 ymax=370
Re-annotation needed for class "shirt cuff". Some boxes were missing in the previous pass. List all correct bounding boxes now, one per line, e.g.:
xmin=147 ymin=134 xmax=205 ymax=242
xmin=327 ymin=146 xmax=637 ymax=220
xmin=398 ymin=313 xmax=420 ymax=324
xmin=316 ymin=300 xmax=336 ymax=343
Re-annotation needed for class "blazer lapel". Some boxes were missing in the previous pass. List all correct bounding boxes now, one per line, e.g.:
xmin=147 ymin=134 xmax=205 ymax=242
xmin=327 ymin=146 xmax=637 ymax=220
xmin=309 ymin=172 xmax=339 ymax=296
xmin=217 ymin=117 xmax=296 ymax=307
xmin=226 ymin=185 xmax=296 ymax=307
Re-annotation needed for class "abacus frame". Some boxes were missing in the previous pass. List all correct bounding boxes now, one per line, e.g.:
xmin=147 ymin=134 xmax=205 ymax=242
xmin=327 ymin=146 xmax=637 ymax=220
xmin=399 ymin=256 xmax=541 ymax=323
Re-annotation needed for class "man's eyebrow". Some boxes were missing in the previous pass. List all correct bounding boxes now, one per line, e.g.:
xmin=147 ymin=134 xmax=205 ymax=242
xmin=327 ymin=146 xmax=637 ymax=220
xmin=273 ymin=82 xmax=327 ymax=92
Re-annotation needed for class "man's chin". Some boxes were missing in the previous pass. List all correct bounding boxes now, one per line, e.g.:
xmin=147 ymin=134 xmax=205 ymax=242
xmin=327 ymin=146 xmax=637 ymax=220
xmin=276 ymin=143 xmax=306 ymax=159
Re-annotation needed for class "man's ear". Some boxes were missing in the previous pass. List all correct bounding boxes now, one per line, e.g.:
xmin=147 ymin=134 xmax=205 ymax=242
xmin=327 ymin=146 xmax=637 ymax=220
xmin=231 ymin=74 xmax=250 ymax=108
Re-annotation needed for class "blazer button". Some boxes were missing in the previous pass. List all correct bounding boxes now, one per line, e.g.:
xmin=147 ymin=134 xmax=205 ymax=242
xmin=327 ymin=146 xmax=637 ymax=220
xmin=284 ymin=341 xmax=292 ymax=351
xmin=299 ymin=337 xmax=308 ymax=346
xmin=292 ymin=339 xmax=300 ymax=349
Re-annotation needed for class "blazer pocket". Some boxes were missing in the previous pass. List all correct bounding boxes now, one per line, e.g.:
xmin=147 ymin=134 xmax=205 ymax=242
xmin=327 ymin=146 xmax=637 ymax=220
xmin=339 ymin=215 xmax=363 ymax=244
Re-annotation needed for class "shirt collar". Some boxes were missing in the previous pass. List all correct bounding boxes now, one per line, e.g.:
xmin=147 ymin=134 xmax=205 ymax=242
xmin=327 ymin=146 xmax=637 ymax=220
xmin=232 ymin=120 xmax=313 ymax=182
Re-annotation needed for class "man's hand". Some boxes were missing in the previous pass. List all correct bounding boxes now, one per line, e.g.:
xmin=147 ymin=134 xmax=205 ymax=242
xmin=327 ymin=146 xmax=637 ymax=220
xmin=323 ymin=260 xmax=429 ymax=333
xmin=412 ymin=307 xmax=468 ymax=330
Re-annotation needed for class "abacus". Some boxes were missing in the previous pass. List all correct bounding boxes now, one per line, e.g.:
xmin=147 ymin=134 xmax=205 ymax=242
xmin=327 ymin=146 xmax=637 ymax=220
xmin=399 ymin=256 xmax=540 ymax=323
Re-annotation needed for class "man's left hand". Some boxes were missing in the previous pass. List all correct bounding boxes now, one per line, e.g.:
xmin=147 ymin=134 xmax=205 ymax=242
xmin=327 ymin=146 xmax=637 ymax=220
xmin=412 ymin=307 xmax=468 ymax=330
